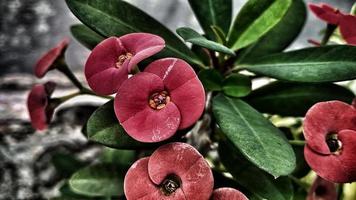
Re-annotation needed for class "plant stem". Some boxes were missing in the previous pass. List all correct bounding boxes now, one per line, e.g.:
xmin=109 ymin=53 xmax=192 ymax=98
xmin=289 ymin=175 xmax=309 ymax=191
xmin=80 ymin=87 xmax=113 ymax=99
xmin=289 ymin=140 xmax=306 ymax=146
xmin=56 ymin=61 xmax=84 ymax=90
xmin=320 ymin=24 xmax=337 ymax=46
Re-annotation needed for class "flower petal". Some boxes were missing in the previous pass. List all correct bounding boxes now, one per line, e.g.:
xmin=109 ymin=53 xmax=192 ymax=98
xmin=35 ymin=38 xmax=69 ymax=78
xmin=120 ymin=33 xmax=165 ymax=72
xmin=27 ymin=82 xmax=56 ymax=130
xmin=170 ymin=77 xmax=205 ymax=129
xmin=148 ymin=142 xmax=213 ymax=200
xmin=211 ymin=188 xmax=248 ymax=200
xmin=144 ymin=58 xmax=206 ymax=129
xmin=307 ymin=176 xmax=336 ymax=200
xmin=124 ymin=157 xmax=186 ymax=200
xmin=339 ymin=15 xmax=356 ymax=46
xmin=115 ymin=72 xmax=180 ymax=143
xmin=85 ymin=37 xmax=128 ymax=95
xmin=309 ymin=3 xmax=342 ymax=25
xmin=144 ymin=58 xmax=197 ymax=91
xmin=304 ymin=130 xmax=356 ymax=183
xmin=303 ymin=101 xmax=356 ymax=154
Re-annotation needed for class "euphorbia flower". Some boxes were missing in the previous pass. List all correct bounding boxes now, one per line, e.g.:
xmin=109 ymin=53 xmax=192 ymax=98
xmin=307 ymin=176 xmax=336 ymax=200
xmin=27 ymin=81 xmax=57 ymax=130
xmin=210 ymin=188 xmax=248 ymax=200
xmin=124 ymin=142 xmax=214 ymax=200
xmin=35 ymin=38 xmax=69 ymax=78
xmin=303 ymin=100 xmax=356 ymax=183
xmin=85 ymin=33 xmax=165 ymax=95
xmin=339 ymin=14 xmax=356 ymax=45
xmin=309 ymin=3 xmax=342 ymax=25
xmin=309 ymin=3 xmax=356 ymax=46
xmin=114 ymin=58 xmax=205 ymax=143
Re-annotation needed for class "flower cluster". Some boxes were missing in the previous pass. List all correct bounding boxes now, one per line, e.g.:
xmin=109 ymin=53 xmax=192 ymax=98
xmin=309 ymin=3 xmax=356 ymax=45
xmin=303 ymin=100 xmax=356 ymax=183
xmin=124 ymin=142 xmax=247 ymax=200
xmin=83 ymin=33 xmax=205 ymax=143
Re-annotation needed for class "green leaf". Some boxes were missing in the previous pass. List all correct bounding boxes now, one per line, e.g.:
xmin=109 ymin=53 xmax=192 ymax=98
xmin=100 ymin=147 xmax=136 ymax=167
xmin=191 ymin=44 xmax=211 ymax=66
xmin=188 ymin=0 xmax=232 ymax=40
xmin=227 ymin=0 xmax=292 ymax=50
xmin=66 ymin=0 xmax=203 ymax=66
xmin=222 ymin=74 xmax=252 ymax=97
xmin=59 ymin=182 xmax=95 ymax=199
xmin=238 ymin=0 xmax=306 ymax=63
xmin=212 ymin=94 xmax=295 ymax=177
xmin=198 ymin=69 xmax=223 ymax=91
xmin=245 ymin=82 xmax=355 ymax=116
xmin=69 ymin=164 xmax=124 ymax=197
xmin=177 ymin=27 xmax=235 ymax=55
xmin=210 ymin=25 xmax=227 ymax=44
xmin=239 ymin=45 xmax=356 ymax=82
xmin=52 ymin=153 xmax=88 ymax=177
xmin=219 ymin=140 xmax=294 ymax=200
xmin=87 ymin=100 xmax=154 ymax=149
xmin=70 ymin=24 xmax=104 ymax=49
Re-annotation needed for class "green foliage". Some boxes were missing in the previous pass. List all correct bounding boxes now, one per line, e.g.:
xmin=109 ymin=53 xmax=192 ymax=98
xmin=69 ymin=164 xmax=125 ymax=197
xmin=100 ymin=147 xmax=136 ymax=167
xmin=222 ymin=74 xmax=252 ymax=97
xmin=246 ymin=82 xmax=355 ymax=116
xmin=177 ymin=27 xmax=235 ymax=55
xmin=219 ymin=140 xmax=294 ymax=200
xmin=198 ymin=69 xmax=223 ymax=91
xmin=65 ymin=0 xmax=203 ymax=66
xmin=237 ymin=0 xmax=306 ymax=63
xmin=239 ymin=45 xmax=356 ymax=82
xmin=227 ymin=0 xmax=292 ymax=50
xmin=70 ymin=24 xmax=104 ymax=49
xmin=188 ymin=0 xmax=232 ymax=40
xmin=213 ymin=94 xmax=296 ymax=177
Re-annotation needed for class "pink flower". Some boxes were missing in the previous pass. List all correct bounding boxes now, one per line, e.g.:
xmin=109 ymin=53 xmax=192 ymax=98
xmin=303 ymin=100 xmax=356 ymax=183
xmin=85 ymin=33 xmax=165 ymax=95
xmin=309 ymin=3 xmax=342 ymax=25
xmin=114 ymin=58 xmax=205 ymax=143
xmin=307 ymin=176 xmax=336 ymax=200
xmin=27 ymin=82 xmax=57 ymax=130
xmin=339 ymin=14 xmax=356 ymax=45
xmin=35 ymin=38 xmax=69 ymax=78
xmin=124 ymin=142 xmax=214 ymax=200
xmin=309 ymin=3 xmax=356 ymax=46
xmin=210 ymin=188 xmax=248 ymax=200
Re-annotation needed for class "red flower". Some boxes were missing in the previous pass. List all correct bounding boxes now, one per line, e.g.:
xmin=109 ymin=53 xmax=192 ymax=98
xmin=210 ymin=188 xmax=248 ymax=200
xmin=307 ymin=176 xmax=336 ymax=200
xmin=114 ymin=58 xmax=205 ymax=143
xmin=309 ymin=3 xmax=342 ymax=25
xmin=339 ymin=14 xmax=356 ymax=45
xmin=27 ymin=82 xmax=57 ymax=130
xmin=309 ymin=3 xmax=356 ymax=46
xmin=124 ymin=142 xmax=214 ymax=200
xmin=35 ymin=38 xmax=69 ymax=78
xmin=303 ymin=100 xmax=356 ymax=183
xmin=85 ymin=33 xmax=165 ymax=95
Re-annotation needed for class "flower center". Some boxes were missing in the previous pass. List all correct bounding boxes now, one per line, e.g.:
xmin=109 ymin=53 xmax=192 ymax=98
xmin=326 ymin=133 xmax=342 ymax=154
xmin=116 ymin=52 xmax=133 ymax=68
xmin=149 ymin=91 xmax=170 ymax=110
xmin=160 ymin=174 xmax=181 ymax=196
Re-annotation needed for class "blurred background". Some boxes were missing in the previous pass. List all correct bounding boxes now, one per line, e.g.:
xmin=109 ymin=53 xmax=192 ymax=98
xmin=0 ymin=0 xmax=354 ymax=199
